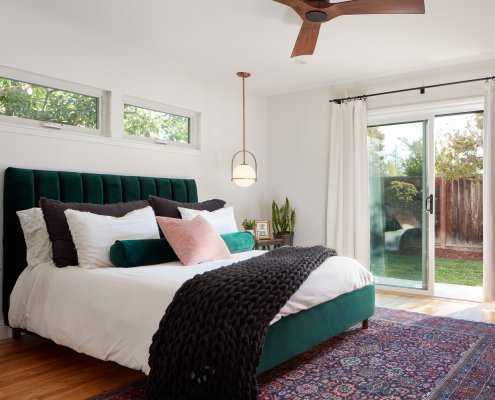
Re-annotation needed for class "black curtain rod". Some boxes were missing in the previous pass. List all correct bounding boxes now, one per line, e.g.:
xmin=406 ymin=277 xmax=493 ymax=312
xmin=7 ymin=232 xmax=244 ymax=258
xmin=329 ymin=75 xmax=495 ymax=104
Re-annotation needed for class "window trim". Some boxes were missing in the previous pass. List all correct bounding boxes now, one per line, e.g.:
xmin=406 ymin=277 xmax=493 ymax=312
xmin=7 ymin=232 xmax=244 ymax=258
xmin=367 ymin=97 xmax=484 ymax=126
xmin=0 ymin=118 xmax=202 ymax=155
xmin=122 ymin=95 xmax=200 ymax=150
xmin=0 ymin=66 xmax=108 ymax=136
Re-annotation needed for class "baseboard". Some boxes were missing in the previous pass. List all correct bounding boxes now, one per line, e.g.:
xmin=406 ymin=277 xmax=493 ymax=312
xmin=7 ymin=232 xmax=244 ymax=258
xmin=0 ymin=323 xmax=12 ymax=340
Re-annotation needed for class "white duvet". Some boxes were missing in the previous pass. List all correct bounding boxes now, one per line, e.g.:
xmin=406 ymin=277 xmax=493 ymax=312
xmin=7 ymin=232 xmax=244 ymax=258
xmin=9 ymin=250 xmax=373 ymax=374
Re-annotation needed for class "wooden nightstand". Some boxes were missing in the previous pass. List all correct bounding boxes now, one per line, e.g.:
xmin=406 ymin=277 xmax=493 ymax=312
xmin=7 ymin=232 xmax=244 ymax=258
xmin=255 ymin=238 xmax=283 ymax=250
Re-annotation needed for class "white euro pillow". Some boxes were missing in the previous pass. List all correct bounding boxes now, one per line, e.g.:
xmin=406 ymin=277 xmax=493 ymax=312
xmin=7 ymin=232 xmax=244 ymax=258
xmin=177 ymin=206 xmax=238 ymax=235
xmin=16 ymin=207 xmax=53 ymax=269
xmin=65 ymin=206 xmax=160 ymax=269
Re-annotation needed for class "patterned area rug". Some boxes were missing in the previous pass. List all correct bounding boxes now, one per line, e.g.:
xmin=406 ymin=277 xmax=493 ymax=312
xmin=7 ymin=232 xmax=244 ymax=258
xmin=88 ymin=307 xmax=495 ymax=400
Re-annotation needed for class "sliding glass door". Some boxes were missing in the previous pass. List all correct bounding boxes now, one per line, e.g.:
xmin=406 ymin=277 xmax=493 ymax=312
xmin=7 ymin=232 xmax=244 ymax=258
xmin=368 ymin=121 xmax=430 ymax=290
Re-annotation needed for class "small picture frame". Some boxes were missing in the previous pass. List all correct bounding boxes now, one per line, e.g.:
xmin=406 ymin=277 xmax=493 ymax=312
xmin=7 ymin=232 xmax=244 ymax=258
xmin=254 ymin=220 xmax=271 ymax=240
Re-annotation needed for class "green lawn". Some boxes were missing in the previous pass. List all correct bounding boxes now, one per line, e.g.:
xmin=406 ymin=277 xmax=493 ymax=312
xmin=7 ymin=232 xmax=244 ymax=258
xmin=435 ymin=258 xmax=483 ymax=287
xmin=371 ymin=253 xmax=483 ymax=287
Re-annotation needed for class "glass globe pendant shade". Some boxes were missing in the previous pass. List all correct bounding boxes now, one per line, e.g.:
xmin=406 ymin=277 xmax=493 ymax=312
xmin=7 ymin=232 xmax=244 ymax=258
xmin=232 ymin=163 xmax=256 ymax=187
xmin=231 ymin=149 xmax=257 ymax=187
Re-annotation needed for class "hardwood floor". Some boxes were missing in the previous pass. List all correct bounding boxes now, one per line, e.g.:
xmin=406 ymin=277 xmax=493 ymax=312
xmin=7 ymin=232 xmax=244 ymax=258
xmin=376 ymin=289 xmax=495 ymax=323
xmin=0 ymin=335 xmax=144 ymax=400
xmin=1 ymin=291 xmax=494 ymax=399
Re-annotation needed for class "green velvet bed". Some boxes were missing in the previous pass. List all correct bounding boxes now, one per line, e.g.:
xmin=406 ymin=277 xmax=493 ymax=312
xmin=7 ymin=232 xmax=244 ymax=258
xmin=2 ymin=166 xmax=375 ymax=374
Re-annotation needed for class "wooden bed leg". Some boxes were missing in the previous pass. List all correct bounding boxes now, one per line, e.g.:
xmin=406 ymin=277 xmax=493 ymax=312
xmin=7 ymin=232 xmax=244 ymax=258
xmin=362 ymin=319 xmax=369 ymax=330
xmin=12 ymin=328 xmax=22 ymax=340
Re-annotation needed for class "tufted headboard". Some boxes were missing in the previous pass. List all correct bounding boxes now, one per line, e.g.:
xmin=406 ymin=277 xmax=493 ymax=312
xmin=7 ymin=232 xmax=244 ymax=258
xmin=2 ymin=167 xmax=198 ymax=325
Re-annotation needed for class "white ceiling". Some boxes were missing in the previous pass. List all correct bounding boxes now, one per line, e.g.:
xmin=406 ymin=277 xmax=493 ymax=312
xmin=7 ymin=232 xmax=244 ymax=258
xmin=6 ymin=0 xmax=495 ymax=95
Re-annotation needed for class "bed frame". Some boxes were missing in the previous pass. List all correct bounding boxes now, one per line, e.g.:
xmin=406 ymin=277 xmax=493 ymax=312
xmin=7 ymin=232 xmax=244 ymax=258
xmin=2 ymin=166 xmax=375 ymax=374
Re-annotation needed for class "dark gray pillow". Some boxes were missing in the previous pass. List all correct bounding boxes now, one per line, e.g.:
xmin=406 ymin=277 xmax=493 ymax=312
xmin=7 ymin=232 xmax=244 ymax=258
xmin=40 ymin=198 xmax=149 ymax=268
xmin=149 ymin=196 xmax=225 ymax=219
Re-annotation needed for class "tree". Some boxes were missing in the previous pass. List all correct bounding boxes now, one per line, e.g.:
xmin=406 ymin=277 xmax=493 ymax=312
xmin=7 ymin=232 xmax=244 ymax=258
xmin=401 ymin=138 xmax=423 ymax=177
xmin=124 ymin=105 xmax=189 ymax=143
xmin=385 ymin=161 xmax=398 ymax=177
xmin=0 ymin=77 xmax=97 ymax=128
xmin=1 ymin=77 xmax=190 ymax=143
xmin=387 ymin=145 xmax=405 ymax=176
xmin=368 ymin=126 xmax=386 ymax=175
xmin=435 ymin=113 xmax=483 ymax=180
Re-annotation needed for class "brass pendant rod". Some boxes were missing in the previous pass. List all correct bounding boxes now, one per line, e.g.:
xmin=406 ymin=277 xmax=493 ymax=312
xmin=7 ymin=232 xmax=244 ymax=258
xmin=242 ymin=75 xmax=246 ymax=164
xmin=237 ymin=72 xmax=251 ymax=165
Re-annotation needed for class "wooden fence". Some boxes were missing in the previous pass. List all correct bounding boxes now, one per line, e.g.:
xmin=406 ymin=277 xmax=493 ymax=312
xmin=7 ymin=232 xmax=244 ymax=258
xmin=435 ymin=177 xmax=483 ymax=249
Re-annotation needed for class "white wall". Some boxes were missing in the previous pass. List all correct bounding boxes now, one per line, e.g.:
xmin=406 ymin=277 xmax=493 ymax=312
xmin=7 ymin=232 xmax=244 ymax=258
xmin=0 ymin=8 xmax=269 ymax=330
xmin=268 ymin=87 xmax=331 ymax=246
xmin=268 ymin=60 xmax=495 ymax=248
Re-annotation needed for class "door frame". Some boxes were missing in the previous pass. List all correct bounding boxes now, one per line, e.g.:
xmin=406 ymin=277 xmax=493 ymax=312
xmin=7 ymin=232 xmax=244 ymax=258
xmin=367 ymin=97 xmax=483 ymax=297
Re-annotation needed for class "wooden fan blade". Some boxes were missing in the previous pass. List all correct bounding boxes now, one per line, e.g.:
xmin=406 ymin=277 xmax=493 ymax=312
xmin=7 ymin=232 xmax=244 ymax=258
xmin=291 ymin=22 xmax=321 ymax=58
xmin=273 ymin=0 xmax=312 ymax=19
xmin=334 ymin=0 xmax=425 ymax=16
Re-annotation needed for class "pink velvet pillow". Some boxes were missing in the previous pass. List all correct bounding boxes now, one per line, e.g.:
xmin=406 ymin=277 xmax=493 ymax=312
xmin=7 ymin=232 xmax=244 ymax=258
xmin=156 ymin=215 xmax=231 ymax=265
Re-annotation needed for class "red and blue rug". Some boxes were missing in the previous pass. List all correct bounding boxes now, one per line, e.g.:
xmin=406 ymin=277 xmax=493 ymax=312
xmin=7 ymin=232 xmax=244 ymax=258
xmin=89 ymin=307 xmax=495 ymax=399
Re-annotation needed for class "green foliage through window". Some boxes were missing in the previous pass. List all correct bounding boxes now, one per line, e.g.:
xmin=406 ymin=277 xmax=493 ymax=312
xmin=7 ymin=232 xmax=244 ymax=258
xmin=435 ymin=112 xmax=483 ymax=180
xmin=124 ymin=104 xmax=190 ymax=144
xmin=400 ymin=137 xmax=423 ymax=177
xmin=385 ymin=181 xmax=418 ymax=210
xmin=0 ymin=76 xmax=98 ymax=129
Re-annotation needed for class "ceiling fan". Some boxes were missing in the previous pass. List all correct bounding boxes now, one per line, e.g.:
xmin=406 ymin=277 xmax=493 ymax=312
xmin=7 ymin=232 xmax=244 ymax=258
xmin=273 ymin=0 xmax=425 ymax=57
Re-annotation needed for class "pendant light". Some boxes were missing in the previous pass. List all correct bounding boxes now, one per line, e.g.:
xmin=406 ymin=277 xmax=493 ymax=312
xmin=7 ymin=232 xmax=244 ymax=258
xmin=231 ymin=72 xmax=257 ymax=187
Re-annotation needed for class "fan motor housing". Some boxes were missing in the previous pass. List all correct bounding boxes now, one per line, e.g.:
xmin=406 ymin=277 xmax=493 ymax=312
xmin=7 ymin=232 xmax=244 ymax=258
xmin=305 ymin=10 xmax=328 ymax=22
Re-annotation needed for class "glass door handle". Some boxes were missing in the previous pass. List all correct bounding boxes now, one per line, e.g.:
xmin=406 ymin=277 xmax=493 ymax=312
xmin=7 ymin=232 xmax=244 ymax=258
xmin=425 ymin=194 xmax=434 ymax=215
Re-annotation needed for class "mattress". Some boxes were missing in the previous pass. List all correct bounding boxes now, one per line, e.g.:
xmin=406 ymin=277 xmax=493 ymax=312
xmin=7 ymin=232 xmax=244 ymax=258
xmin=9 ymin=250 xmax=373 ymax=374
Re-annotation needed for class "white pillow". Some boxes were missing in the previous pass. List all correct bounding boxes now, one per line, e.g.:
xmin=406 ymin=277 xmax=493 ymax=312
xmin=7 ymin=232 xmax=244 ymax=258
xmin=177 ymin=206 xmax=238 ymax=235
xmin=16 ymin=207 xmax=53 ymax=269
xmin=64 ymin=206 xmax=160 ymax=269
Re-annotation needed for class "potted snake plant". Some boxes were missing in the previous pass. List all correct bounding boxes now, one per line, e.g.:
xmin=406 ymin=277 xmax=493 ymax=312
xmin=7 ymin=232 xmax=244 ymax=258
xmin=272 ymin=198 xmax=296 ymax=246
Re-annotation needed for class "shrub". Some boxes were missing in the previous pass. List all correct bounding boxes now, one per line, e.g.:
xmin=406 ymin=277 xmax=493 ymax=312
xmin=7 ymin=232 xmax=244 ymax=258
xmin=385 ymin=181 xmax=418 ymax=210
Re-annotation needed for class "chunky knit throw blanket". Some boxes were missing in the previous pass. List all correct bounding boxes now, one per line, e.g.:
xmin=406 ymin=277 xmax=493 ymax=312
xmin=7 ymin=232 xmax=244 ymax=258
xmin=146 ymin=245 xmax=337 ymax=400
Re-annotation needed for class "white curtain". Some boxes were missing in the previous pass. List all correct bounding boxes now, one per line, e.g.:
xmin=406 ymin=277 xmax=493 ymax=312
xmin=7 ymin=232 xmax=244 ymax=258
xmin=484 ymin=81 xmax=495 ymax=303
xmin=326 ymin=100 xmax=370 ymax=268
